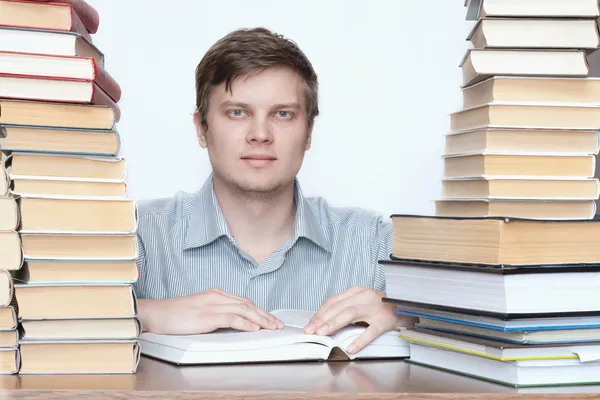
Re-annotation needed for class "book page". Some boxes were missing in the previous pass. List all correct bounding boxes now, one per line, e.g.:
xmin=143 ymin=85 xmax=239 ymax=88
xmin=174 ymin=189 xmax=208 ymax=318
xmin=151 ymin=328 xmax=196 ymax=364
xmin=144 ymin=326 xmax=331 ymax=353
xmin=271 ymin=309 xmax=370 ymax=347
xmin=270 ymin=309 xmax=314 ymax=329
xmin=268 ymin=309 xmax=408 ymax=359
xmin=330 ymin=326 xmax=367 ymax=349
xmin=139 ymin=309 xmax=339 ymax=354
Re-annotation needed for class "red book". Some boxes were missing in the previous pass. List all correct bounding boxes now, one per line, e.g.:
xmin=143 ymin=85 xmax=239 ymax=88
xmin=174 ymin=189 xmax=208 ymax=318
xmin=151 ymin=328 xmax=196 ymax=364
xmin=90 ymin=82 xmax=120 ymax=121
xmin=17 ymin=0 xmax=99 ymax=34
xmin=0 ymin=0 xmax=92 ymax=41
xmin=94 ymin=64 xmax=121 ymax=103
xmin=0 ymin=51 xmax=121 ymax=102
xmin=0 ymin=74 xmax=121 ymax=122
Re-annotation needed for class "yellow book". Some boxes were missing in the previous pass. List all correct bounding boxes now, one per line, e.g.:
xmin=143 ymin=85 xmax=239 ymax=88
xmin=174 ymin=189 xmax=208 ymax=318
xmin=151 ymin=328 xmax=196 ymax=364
xmin=399 ymin=328 xmax=597 ymax=361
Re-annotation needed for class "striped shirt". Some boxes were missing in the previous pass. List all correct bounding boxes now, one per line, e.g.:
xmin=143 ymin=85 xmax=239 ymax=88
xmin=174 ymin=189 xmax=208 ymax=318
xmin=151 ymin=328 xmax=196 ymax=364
xmin=133 ymin=175 xmax=391 ymax=312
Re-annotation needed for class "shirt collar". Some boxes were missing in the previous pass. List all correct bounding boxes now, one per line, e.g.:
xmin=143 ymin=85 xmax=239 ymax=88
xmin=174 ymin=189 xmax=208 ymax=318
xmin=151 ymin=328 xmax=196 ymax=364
xmin=291 ymin=182 xmax=331 ymax=252
xmin=183 ymin=175 xmax=331 ymax=252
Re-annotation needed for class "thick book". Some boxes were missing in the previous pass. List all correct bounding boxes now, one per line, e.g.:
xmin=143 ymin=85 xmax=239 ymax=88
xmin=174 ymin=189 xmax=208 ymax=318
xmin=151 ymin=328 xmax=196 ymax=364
xmin=460 ymin=77 xmax=600 ymax=109
xmin=389 ymin=214 xmax=600 ymax=266
xmin=399 ymin=327 xmax=600 ymax=361
xmin=435 ymin=198 xmax=596 ymax=220
xmin=387 ymin=298 xmax=600 ymax=330
xmin=0 ymin=0 xmax=92 ymax=41
xmin=140 ymin=309 xmax=410 ymax=365
xmin=19 ymin=233 xmax=138 ymax=260
xmin=18 ymin=0 xmax=100 ymax=34
xmin=460 ymin=49 xmax=589 ymax=87
xmin=0 ymin=26 xmax=103 ymax=66
xmin=465 ymin=0 xmax=600 ymax=21
xmin=18 ymin=339 xmax=139 ymax=374
xmin=4 ymin=152 xmax=127 ymax=181
xmin=20 ymin=317 xmax=141 ymax=341
xmin=379 ymin=258 xmax=600 ymax=317
xmin=444 ymin=127 xmax=600 ymax=156
xmin=0 ymin=166 xmax=7 ymax=196
xmin=14 ymin=282 xmax=137 ymax=319
xmin=467 ymin=18 xmax=600 ymax=50
xmin=0 ymin=51 xmax=122 ymax=102
xmin=461 ymin=75 xmax=600 ymax=110
xmin=440 ymin=177 xmax=600 ymax=201
xmin=0 ymin=99 xmax=116 ymax=129
xmin=442 ymin=152 xmax=596 ymax=179
xmin=384 ymin=297 xmax=600 ymax=321
xmin=413 ymin=318 xmax=600 ymax=345
xmin=450 ymin=102 xmax=600 ymax=132
xmin=0 ymin=197 xmax=18 ymax=231
xmin=0 ymin=348 xmax=19 ymax=375
xmin=406 ymin=341 xmax=600 ymax=388
xmin=0 ymin=75 xmax=120 ymax=113
xmin=0 ymin=231 xmax=22 ymax=271
xmin=14 ymin=259 xmax=139 ymax=284
xmin=1 ymin=196 xmax=138 ymax=234
xmin=10 ymin=177 xmax=127 ymax=199
xmin=0 ymin=124 xmax=120 ymax=156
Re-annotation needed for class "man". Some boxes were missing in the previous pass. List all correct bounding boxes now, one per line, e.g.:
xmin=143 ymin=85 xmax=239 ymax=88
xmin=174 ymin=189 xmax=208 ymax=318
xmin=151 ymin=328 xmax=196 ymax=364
xmin=134 ymin=27 xmax=414 ymax=354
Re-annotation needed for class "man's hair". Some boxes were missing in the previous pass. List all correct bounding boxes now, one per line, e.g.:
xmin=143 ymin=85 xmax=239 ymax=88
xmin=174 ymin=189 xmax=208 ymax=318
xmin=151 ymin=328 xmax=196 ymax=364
xmin=195 ymin=27 xmax=319 ymax=129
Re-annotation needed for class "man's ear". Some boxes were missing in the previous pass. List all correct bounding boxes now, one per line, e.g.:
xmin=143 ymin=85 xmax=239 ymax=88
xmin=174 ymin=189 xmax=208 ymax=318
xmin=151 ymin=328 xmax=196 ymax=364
xmin=193 ymin=111 xmax=208 ymax=148
xmin=305 ymin=124 xmax=313 ymax=150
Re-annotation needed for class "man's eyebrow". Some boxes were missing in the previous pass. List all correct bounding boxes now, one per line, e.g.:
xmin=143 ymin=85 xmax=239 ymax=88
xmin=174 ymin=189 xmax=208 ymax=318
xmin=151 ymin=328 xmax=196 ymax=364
xmin=220 ymin=101 xmax=302 ymax=110
xmin=220 ymin=101 xmax=250 ymax=108
xmin=271 ymin=102 xmax=302 ymax=110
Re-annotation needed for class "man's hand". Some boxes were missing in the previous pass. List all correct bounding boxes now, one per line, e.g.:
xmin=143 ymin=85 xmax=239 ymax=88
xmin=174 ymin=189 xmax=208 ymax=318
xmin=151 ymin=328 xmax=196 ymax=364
xmin=138 ymin=288 xmax=285 ymax=335
xmin=303 ymin=286 xmax=416 ymax=354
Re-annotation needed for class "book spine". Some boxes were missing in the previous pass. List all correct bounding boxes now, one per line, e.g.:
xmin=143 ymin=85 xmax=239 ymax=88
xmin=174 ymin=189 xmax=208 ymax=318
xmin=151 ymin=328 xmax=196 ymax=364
xmin=91 ymin=84 xmax=121 ymax=122
xmin=19 ymin=0 xmax=100 ymax=33
xmin=68 ymin=5 xmax=93 ymax=42
xmin=93 ymin=63 xmax=121 ymax=103
xmin=69 ymin=0 xmax=99 ymax=34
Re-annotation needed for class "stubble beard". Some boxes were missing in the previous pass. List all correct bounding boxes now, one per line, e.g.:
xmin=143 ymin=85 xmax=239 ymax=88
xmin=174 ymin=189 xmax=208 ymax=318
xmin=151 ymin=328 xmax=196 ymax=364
xmin=216 ymin=169 xmax=292 ymax=203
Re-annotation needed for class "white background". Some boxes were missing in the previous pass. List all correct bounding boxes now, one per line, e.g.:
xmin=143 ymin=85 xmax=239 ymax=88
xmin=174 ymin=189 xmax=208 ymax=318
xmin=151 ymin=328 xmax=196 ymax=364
xmin=85 ymin=0 xmax=471 ymax=218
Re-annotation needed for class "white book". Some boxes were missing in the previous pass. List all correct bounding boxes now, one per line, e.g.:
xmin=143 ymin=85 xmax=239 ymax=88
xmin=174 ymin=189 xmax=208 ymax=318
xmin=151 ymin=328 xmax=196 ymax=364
xmin=381 ymin=261 xmax=600 ymax=315
xmin=0 ymin=26 xmax=103 ymax=66
xmin=459 ymin=49 xmax=589 ymax=87
xmin=466 ymin=18 xmax=600 ymax=50
xmin=465 ymin=0 xmax=600 ymax=21
xmin=139 ymin=309 xmax=409 ymax=365
xmin=408 ymin=342 xmax=600 ymax=387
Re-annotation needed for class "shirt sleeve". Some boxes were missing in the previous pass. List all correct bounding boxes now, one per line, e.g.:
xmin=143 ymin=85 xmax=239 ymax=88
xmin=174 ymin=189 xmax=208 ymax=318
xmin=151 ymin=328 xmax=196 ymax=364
xmin=371 ymin=215 xmax=393 ymax=292
xmin=132 ymin=232 xmax=148 ymax=299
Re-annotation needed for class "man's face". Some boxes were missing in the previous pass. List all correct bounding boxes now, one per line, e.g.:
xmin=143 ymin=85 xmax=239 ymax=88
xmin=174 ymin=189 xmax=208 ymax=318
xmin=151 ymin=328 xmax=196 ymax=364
xmin=196 ymin=67 xmax=312 ymax=196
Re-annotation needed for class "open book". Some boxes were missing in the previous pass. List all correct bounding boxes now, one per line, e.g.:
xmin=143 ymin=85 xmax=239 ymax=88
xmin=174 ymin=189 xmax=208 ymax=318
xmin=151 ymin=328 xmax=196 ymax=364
xmin=138 ymin=309 xmax=410 ymax=364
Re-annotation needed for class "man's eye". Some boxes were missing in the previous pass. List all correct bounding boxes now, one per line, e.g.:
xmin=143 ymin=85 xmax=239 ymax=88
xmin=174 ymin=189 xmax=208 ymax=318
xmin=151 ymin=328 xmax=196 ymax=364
xmin=276 ymin=111 xmax=292 ymax=118
xmin=229 ymin=110 xmax=244 ymax=117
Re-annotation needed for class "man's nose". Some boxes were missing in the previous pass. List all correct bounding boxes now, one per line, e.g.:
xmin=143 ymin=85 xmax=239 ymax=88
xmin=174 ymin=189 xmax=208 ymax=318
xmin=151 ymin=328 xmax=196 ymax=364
xmin=247 ymin=116 xmax=273 ymax=143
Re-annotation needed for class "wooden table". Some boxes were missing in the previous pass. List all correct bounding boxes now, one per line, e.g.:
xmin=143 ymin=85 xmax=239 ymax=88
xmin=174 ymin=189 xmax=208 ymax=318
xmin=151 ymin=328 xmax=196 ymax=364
xmin=0 ymin=356 xmax=597 ymax=399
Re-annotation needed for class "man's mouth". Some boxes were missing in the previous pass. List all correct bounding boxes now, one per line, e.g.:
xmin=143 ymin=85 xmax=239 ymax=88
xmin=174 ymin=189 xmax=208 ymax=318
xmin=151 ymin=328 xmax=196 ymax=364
xmin=242 ymin=154 xmax=277 ymax=167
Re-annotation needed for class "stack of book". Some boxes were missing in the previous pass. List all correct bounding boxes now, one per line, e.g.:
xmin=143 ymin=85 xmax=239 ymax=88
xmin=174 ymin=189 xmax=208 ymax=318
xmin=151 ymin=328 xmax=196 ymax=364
xmin=379 ymin=0 xmax=600 ymax=388
xmin=440 ymin=0 xmax=600 ymax=220
xmin=0 ymin=0 xmax=140 ymax=374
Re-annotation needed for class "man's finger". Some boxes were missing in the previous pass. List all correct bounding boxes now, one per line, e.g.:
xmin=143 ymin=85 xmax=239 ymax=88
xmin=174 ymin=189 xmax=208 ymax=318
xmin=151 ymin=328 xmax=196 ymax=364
xmin=314 ymin=304 xmax=368 ymax=336
xmin=346 ymin=323 xmax=385 ymax=354
xmin=207 ymin=288 xmax=254 ymax=304
xmin=215 ymin=304 xmax=279 ymax=330
xmin=212 ymin=312 xmax=261 ymax=332
xmin=306 ymin=289 xmax=375 ymax=334
xmin=306 ymin=286 xmax=367 ymax=332
xmin=240 ymin=303 xmax=283 ymax=329
xmin=316 ymin=286 xmax=365 ymax=315
xmin=207 ymin=290 xmax=284 ymax=328
xmin=241 ymin=305 xmax=283 ymax=330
